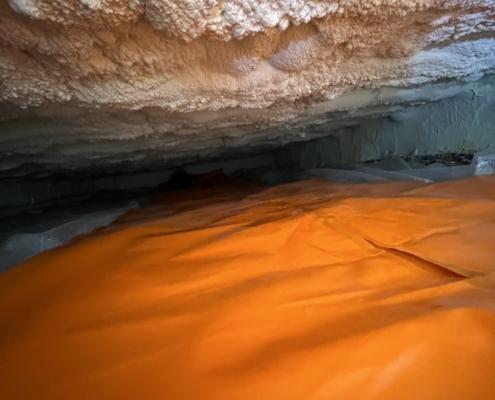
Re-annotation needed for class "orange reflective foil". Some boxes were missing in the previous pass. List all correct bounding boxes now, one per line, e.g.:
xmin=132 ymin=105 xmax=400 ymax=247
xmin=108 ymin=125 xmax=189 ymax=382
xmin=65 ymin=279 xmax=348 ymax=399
xmin=1 ymin=177 xmax=495 ymax=399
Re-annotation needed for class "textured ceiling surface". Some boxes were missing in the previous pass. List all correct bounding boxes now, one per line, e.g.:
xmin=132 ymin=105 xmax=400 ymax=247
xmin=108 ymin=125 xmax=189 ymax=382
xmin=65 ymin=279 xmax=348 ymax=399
xmin=0 ymin=0 xmax=494 ymax=174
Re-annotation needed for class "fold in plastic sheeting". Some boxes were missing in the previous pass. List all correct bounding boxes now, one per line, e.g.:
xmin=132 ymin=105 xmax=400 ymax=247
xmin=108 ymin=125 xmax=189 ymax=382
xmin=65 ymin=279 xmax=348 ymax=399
xmin=1 ymin=177 xmax=495 ymax=399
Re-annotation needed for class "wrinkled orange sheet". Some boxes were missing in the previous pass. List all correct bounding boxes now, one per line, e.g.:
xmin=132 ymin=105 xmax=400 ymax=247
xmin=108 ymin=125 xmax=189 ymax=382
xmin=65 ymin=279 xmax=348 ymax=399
xmin=1 ymin=177 xmax=495 ymax=399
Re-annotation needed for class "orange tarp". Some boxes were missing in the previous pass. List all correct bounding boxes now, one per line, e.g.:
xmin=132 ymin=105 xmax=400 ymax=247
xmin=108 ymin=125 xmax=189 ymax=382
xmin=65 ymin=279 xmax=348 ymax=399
xmin=1 ymin=177 xmax=495 ymax=399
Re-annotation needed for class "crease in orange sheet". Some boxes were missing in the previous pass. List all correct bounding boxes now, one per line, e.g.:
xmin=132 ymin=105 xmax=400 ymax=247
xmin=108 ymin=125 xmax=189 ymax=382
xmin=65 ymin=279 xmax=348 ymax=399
xmin=1 ymin=177 xmax=495 ymax=399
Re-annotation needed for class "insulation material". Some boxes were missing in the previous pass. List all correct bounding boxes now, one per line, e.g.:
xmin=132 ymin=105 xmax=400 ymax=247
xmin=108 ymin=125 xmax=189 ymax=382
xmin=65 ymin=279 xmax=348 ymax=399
xmin=1 ymin=177 xmax=495 ymax=399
